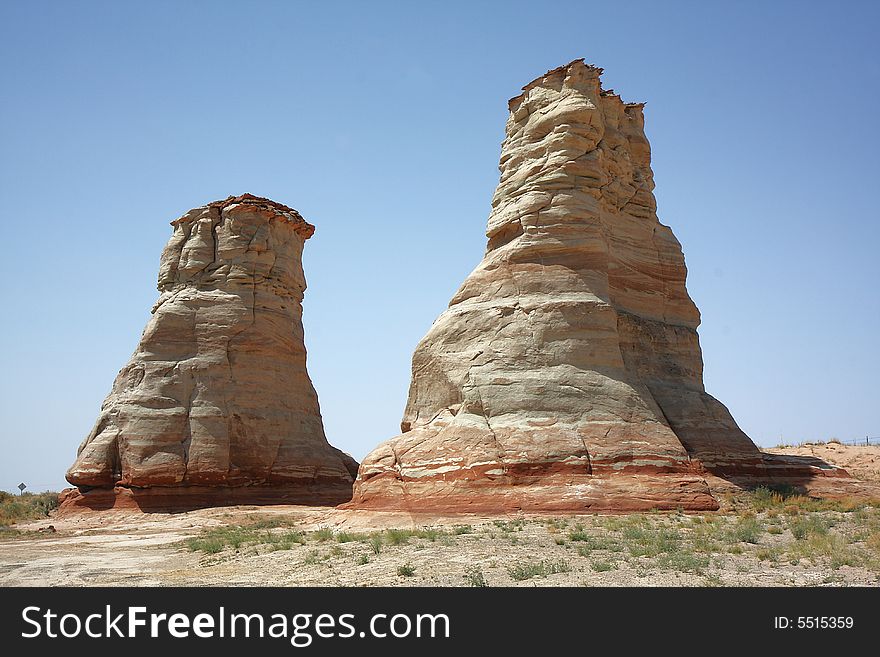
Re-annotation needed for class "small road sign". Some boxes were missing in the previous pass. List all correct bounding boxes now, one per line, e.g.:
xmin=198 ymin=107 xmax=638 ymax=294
xmin=17 ymin=483 xmax=26 ymax=494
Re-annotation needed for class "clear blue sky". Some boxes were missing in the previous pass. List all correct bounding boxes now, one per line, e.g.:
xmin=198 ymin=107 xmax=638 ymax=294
xmin=1 ymin=1 xmax=878 ymax=493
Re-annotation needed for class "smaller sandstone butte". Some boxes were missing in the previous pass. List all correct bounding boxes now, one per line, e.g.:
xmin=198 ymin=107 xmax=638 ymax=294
xmin=63 ymin=194 xmax=357 ymax=512
xmin=349 ymin=60 xmax=859 ymax=513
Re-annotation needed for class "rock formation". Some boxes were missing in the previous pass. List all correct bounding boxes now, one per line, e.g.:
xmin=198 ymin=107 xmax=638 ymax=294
xmin=63 ymin=194 xmax=357 ymax=511
xmin=349 ymin=60 xmax=850 ymax=513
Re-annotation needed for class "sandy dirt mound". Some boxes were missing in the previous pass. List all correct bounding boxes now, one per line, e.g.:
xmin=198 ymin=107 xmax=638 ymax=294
xmin=766 ymin=443 xmax=880 ymax=483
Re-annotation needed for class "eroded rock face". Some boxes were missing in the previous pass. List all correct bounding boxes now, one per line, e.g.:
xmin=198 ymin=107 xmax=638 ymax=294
xmin=64 ymin=194 xmax=357 ymax=510
xmin=350 ymin=60 xmax=780 ymax=512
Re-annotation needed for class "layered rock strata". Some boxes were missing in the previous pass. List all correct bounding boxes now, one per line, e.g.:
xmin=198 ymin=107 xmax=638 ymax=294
xmin=64 ymin=194 xmax=357 ymax=511
xmin=350 ymin=60 xmax=847 ymax=513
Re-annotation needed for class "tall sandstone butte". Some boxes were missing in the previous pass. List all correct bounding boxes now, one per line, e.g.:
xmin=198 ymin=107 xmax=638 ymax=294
xmin=64 ymin=195 xmax=357 ymax=511
xmin=350 ymin=60 xmax=850 ymax=512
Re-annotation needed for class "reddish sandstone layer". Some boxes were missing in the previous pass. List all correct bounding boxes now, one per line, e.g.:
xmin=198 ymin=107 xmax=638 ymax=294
xmin=348 ymin=60 xmax=855 ymax=513
xmin=64 ymin=194 xmax=357 ymax=511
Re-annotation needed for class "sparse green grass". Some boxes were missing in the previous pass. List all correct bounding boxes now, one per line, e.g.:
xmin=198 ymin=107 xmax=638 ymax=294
xmin=0 ymin=491 xmax=59 ymax=526
xmin=655 ymin=550 xmax=710 ymax=573
xmin=691 ymin=528 xmax=723 ymax=553
xmin=381 ymin=527 xmax=447 ymax=546
xmin=624 ymin=527 xmax=683 ymax=558
xmin=397 ymin=563 xmax=416 ymax=577
xmin=600 ymin=514 xmax=649 ymax=533
xmin=728 ymin=516 xmax=763 ymax=544
xmin=544 ymin=518 xmax=569 ymax=531
xmin=178 ymin=503 xmax=880 ymax=583
xmin=785 ymin=534 xmax=865 ymax=570
xmin=303 ymin=550 xmax=322 ymax=565
xmin=756 ymin=547 xmax=777 ymax=561
xmin=702 ymin=574 xmax=725 ymax=587
xmin=507 ymin=560 xmax=571 ymax=581
xmin=384 ymin=529 xmax=412 ymax=545
xmin=493 ymin=519 xmax=525 ymax=533
xmin=184 ymin=522 xmax=304 ymax=554
xmin=187 ymin=537 xmax=225 ymax=554
xmin=787 ymin=515 xmax=830 ymax=540
xmin=269 ymin=530 xmax=307 ymax=550
xmin=591 ymin=560 xmax=615 ymax=572
xmin=571 ymin=535 xmax=623 ymax=553
xmin=311 ymin=528 xmax=334 ymax=542
xmin=416 ymin=528 xmax=444 ymax=542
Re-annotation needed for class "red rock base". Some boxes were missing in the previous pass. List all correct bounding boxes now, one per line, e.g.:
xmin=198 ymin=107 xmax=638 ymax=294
xmin=57 ymin=483 xmax=354 ymax=515
xmin=346 ymin=453 xmax=880 ymax=514
xmin=345 ymin=471 xmax=720 ymax=513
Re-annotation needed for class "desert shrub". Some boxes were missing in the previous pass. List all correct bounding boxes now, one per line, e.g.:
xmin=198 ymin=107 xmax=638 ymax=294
xmin=303 ymin=550 xmax=322 ymax=565
xmin=464 ymin=567 xmax=488 ymax=587
xmin=591 ymin=560 xmax=615 ymax=572
xmin=507 ymin=560 xmax=570 ymax=581
xmin=0 ymin=491 xmax=59 ymax=526
xmin=414 ymin=527 xmax=444 ymax=542
xmin=787 ymin=515 xmax=830 ymax=540
xmin=493 ymin=519 xmax=525 ymax=533
xmin=311 ymin=528 xmax=334 ymax=542
xmin=728 ymin=516 xmax=763 ymax=544
xmin=544 ymin=518 xmax=568 ymax=531
xmin=625 ymin=527 xmax=683 ymax=557
xmin=384 ymin=529 xmax=413 ymax=545
xmin=397 ymin=563 xmax=416 ymax=577
xmin=270 ymin=531 xmax=306 ymax=550
xmin=786 ymin=533 xmax=863 ymax=569
xmin=656 ymin=551 xmax=710 ymax=573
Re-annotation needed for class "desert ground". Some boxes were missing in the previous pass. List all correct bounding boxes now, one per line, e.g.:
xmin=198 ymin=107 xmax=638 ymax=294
xmin=2 ymin=443 xmax=879 ymax=588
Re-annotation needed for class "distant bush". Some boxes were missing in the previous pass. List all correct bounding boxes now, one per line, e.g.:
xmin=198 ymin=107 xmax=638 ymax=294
xmin=507 ymin=560 xmax=570 ymax=581
xmin=464 ymin=566 xmax=488 ymax=587
xmin=0 ymin=491 xmax=59 ymax=526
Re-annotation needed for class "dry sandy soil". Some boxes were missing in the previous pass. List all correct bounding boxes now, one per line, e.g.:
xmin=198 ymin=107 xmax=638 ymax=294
xmin=766 ymin=442 xmax=880 ymax=482
xmin=2 ymin=444 xmax=879 ymax=587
